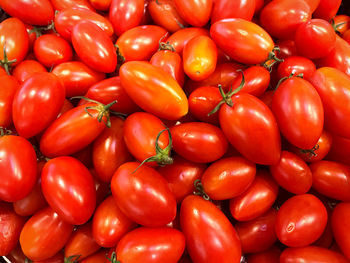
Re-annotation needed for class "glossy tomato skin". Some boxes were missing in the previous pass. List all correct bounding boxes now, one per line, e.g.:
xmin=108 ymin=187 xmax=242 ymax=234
xmin=229 ymin=170 xmax=279 ymax=221
xmin=51 ymin=0 xmax=94 ymax=11
xmin=210 ymin=19 xmax=274 ymax=65
xmin=332 ymin=202 xmax=350 ymax=260
xmin=0 ymin=75 xmax=19 ymax=128
xmin=12 ymin=60 xmax=47 ymax=83
xmin=180 ymin=195 xmax=241 ymax=263
xmin=52 ymin=61 xmax=105 ymax=97
xmin=183 ymin=35 xmax=217 ymax=81
xmin=171 ymin=122 xmax=228 ymax=163
xmin=309 ymin=67 xmax=350 ymax=139
xmin=211 ymin=0 xmax=255 ymax=23
xmin=276 ymin=39 xmax=298 ymax=59
xmin=314 ymin=0 xmax=341 ymax=21
xmin=116 ymin=227 xmax=186 ymax=263
xmin=90 ymin=0 xmax=111 ymax=10
xmin=111 ymin=162 xmax=177 ymax=227
xmin=246 ymin=247 xmax=281 ymax=263
xmin=219 ymin=93 xmax=281 ymax=165
xmin=173 ymin=0 xmax=212 ymax=27
xmin=310 ymin=161 xmax=350 ymax=201
xmin=201 ymin=157 xmax=256 ymax=200
xmin=119 ymin=61 xmax=188 ymax=120
xmin=269 ymin=151 xmax=312 ymax=194
xmin=0 ymin=202 xmax=26 ymax=256
xmin=92 ymin=195 xmax=136 ymax=247
xmin=39 ymin=102 xmax=106 ymax=157
xmin=277 ymin=56 xmax=316 ymax=81
xmin=327 ymin=133 xmax=350 ymax=165
xmin=275 ymin=194 xmax=327 ymax=247
xmin=12 ymin=72 xmax=65 ymax=138
xmin=271 ymin=77 xmax=324 ymax=149
xmin=19 ymin=207 xmax=73 ymax=261
xmin=0 ymin=0 xmax=54 ymax=26
xmin=0 ymin=135 xmax=37 ymax=202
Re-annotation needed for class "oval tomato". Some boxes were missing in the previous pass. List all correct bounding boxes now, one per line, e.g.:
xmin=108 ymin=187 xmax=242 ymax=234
xmin=51 ymin=0 xmax=94 ymax=11
xmin=211 ymin=0 xmax=255 ymax=23
xmin=246 ymin=247 xmax=281 ymax=263
xmin=0 ymin=75 xmax=19 ymax=128
xmin=90 ymin=0 xmax=111 ymax=10
xmin=332 ymin=202 xmax=350 ymax=260
xmin=12 ymin=60 xmax=46 ymax=83
xmin=173 ymin=0 xmax=212 ymax=27
xmin=277 ymin=56 xmax=316 ymax=81
xmin=313 ymin=0 xmax=341 ymax=21
xmin=327 ymin=133 xmax=350 ymax=166
xmin=275 ymin=39 xmax=298 ymax=59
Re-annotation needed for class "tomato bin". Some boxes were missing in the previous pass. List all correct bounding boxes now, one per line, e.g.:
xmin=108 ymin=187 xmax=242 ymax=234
xmin=1 ymin=0 xmax=350 ymax=262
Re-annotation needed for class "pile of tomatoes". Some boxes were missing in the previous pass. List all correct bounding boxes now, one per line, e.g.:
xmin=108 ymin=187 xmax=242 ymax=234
xmin=1 ymin=0 xmax=350 ymax=262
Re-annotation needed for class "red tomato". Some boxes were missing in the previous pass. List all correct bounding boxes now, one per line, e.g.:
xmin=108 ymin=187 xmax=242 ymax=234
xmin=314 ymin=0 xmax=341 ymax=21
xmin=333 ymin=15 xmax=350 ymax=35
xmin=275 ymin=39 xmax=298 ymax=59
xmin=109 ymin=0 xmax=144 ymax=36
xmin=211 ymin=0 xmax=255 ymax=23
xmin=52 ymin=61 xmax=105 ymax=97
xmin=33 ymin=252 xmax=64 ymax=263
xmin=51 ymin=0 xmax=94 ymax=11
xmin=92 ymin=195 xmax=136 ymax=247
xmin=303 ymin=0 xmax=320 ymax=12
xmin=211 ymin=18 xmax=274 ymax=65
xmin=0 ymin=135 xmax=37 ymax=202
xmin=80 ymin=250 xmax=109 ymax=263
xmin=246 ymin=247 xmax=281 ymax=263
xmin=180 ymin=195 xmax=241 ymax=263
xmin=309 ymin=67 xmax=350 ymax=139
xmin=119 ymin=61 xmax=188 ymax=120
xmin=275 ymin=194 xmax=327 ymax=247
xmin=41 ymin=156 xmax=96 ymax=225
xmin=229 ymin=170 xmax=278 ymax=221
xmin=183 ymin=35 xmax=217 ymax=81
xmin=327 ymin=133 xmax=350 ymax=166
xmin=173 ymin=0 xmax=212 ymax=27
xmin=332 ymin=202 xmax=350 ymax=260
xmin=19 ymin=207 xmax=73 ymax=261
xmin=0 ymin=75 xmax=18 ymax=128
xmin=12 ymin=72 xmax=65 ymax=138
xmin=0 ymin=0 xmax=54 ymax=26
xmin=116 ymin=227 xmax=185 ymax=263
xmin=343 ymin=29 xmax=350 ymax=45
xmin=260 ymin=0 xmax=311 ymax=40
xmin=111 ymin=162 xmax=177 ymax=227
xmin=235 ymin=208 xmax=277 ymax=253
xmin=170 ymin=122 xmax=228 ymax=163
xmin=12 ymin=60 xmax=46 ymax=83
xmin=310 ymin=160 xmax=350 ymax=201
xmin=269 ymin=151 xmax=312 ymax=194
xmin=90 ymin=0 xmax=111 ymax=10
xmin=201 ymin=156 xmax=256 ymax=200
xmin=277 ymin=56 xmax=316 ymax=81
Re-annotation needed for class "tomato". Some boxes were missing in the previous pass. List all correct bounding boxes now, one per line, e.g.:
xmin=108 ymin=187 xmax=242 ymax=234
xmin=280 ymin=246 xmax=349 ymax=263
xmin=260 ymin=0 xmax=311 ymax=40
xmin=327 ymin=133 xmax=350 ymax=166
xmin=0 ymin=135 xmax=37 ymax=202
xmin=303 ymin=0 xmax=320 ymax=12
xmin=277 ymin=56 xmax=316 ymax=81
xmin=64 ymin=223 xmax=100 ymax=261
xmin=119 ymin=61 xmax=188 ymax=120
xmin=34 ymin=252 xmax=64 ymax=263
xmin=116 ymin=25 xmax=168 ymax=62
xmin=12 ymin=72 xmax=65 ymax=138
xmin=41 ymin=156 xmax=96 ymax=225
xmin=343 ymin=29 xmax=350 ymax=45
xmin=201 ymin=157 xmax=256 ymax=200
xmin=170 ymin=122 xmax=228 ymax=163
xmin=246 ymin=247 xmax=281 ymax=263
xmin=310 ymin=160 xmax=350 ymax=201
xmin=0 ymin=202 xmax=26 ymax=256
xmin=333 ymin=15 xmax=350 ymax=35
xmin=235 ymin=208 xmax=277 ymax=254
xmin=269 ymin=151 xmax=312 ymax=194
xmin=12 ymin=60 xmax=46 ymax=83
xmin=309 ymin=67 xmax=350 ymax=138
xmin=116 ymin=227 xmax=185 ymax=263
xmin=157 ymin=156 xmax=206 ymax=202
xmin=51 ymin=0 xmax=94 ymax=11
xmin=173 ymin=0 xmax=212 ymax=27
xmin=80 ymin=250 xmax=109 ymax=263
xmin=211 ymin=0 xmax=255 ymax=23
xmin=229 ymin=170 xmax=278 ymax=221
xmin=0 ymin=0 xmax=54 ymax=26
xmin=19 ymin=207 xmax=73 ymax=261
xmin=211 ymin=19 xmax=274 ymax=65
xmin=332 ymin=202 xmax=350 ymax=260
xmin=314 ymin=0 xmax=341 ymax=21
xmin=92 ymin=195 xmax=135 ymax=247
xmin=111 ymin=162 xmax=177 ymax=227
xmin=52 ymin=61 xmax=105 ymax=97
xmin=275 ymin=39 xmax=298 ymax=59
xmin=183 ymin=35 xmax=217 ymax=81
xmin=0 ymin=75 xmax=18 ymax=128
xmin=5 ymin=245 xmax=27 ymax=263
xmin=54 ymin=7 xmax=114 ymax=41
xmin=72 ymin=144 xmax=93 ymax=169
xmin=275 ymin=194 xmax=327 ymax=247
xmin=180 ymin=195 xmax=241 ymax=263
xmin=90 ymin=0 xmax=111 ymax=10
xmin=150 ymin=50 xmax=185 ymax=87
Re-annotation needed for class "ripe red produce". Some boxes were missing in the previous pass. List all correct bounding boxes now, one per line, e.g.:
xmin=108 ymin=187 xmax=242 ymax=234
xmin=211 ymin=0 xmax=255 ymax=23
xmin=173 ymin=0 xmax=212 ymax=27
xmin=277 ymin=56 xmax=316 ymax=81
xmin=313 ymin=0 xmax=342 ymax=21
xmin=332 ymin=202 xmax=350 ymax=260
xmin=0 ymin=75 xmax=19 ymax=128
xmin=12 ymin=60 xmax=46 ymax=83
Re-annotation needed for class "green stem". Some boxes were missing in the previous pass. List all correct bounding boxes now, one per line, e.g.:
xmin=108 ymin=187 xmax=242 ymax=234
xmin=275 ymin=72 xmax=303 ymax=91
xmin=0 ymin=127 xmax=12 ymax=137
xmin=0 ymin=43 xmax=17 ymax=75
xmin=64 ymin=255 xmax=80 ymax=263
xmin=106 ymin=252 xmax=121 ymax=263
xmin=262 ymin=46 xmax=284 ymax=72
xmin=193 ymin=179 xmax=210 ymax=201
xmin=300 ymin=144 xmax=319 ymax=158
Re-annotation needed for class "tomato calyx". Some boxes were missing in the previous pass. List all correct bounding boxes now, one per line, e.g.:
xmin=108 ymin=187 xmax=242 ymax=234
xmin=0 ymin=127 xmax=12 ymax=137
xmin=158 ymin=35 xmax=175 ymax=52
xmin=133 ymin=127 xmax=173 ymax=173
xmin=106 ymin=252 xmax=121 ymax=263
xmin=330 ymin=18 xmax=347 ymax=34
xmin=64 ymin=255 xmax=81 ymax=263
xmin=275 ymin=72 xmax=304 ymax=90
xmin=29 ymin=20 xmax=56 ymax=38
xmin=262 ymin=46 xmax=284 ymax=72
xmin=0 ymin=44 xmax=16 ymax=75
xmin=208 ymin=70 xmax=245 ymax=115
xmin=193 ymin=179 xmax=211 ymax=201
xmin=299 ymin=144 xmax=320 ymax=158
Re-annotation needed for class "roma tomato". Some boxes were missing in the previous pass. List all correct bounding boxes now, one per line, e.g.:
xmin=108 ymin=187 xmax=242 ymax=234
xmin=211 ymin=0 xmax=255 ymax=23
xmin=180 ymin=195 xmax=241 ymax=263
xmin=0 ymin=135 xmax=37 ymax=202
xmin=119 ymin=61 xmax=188 ymax=120
xmin=246 ymin=247 xmax=281 ymax=263
xmin=51 ymin=0 xmax=94 ymax=11
xmin=92 ymin=195 xmax=136 ymax=247
xmin=333 ymin=15 xmax=350 ymax=35
xmin=210 ymin=18 xmax=274 ymax=65
xmin=229 ymin=170 xmax=278 ymax=221
xmin=116 ymin=227 xmax=186 ymax=263
xmin=183 ymin=35 xmax=217 ymax=81
xmin=80 ymin=250 xmax=109 ymax=263
xmin=201 ymin=156 xmax=256 ymax=200
xmin=277 ymin=56 xmax=316 ymax=81
xmin=327 ymin=133 xmax=350 ymax=166
xmin=170 ymin=122 xmax=228 ymax=163
xmin=275 ymin=194 xmax=327 ymax=247
xmin=314 ymin=0 xmax=341 ymax=21
xmin=19 ymin=207 xmax=73 ymax=261
xmin=332 ymin=202 xmax=350 ymax=260
xmin=173 ymin=0 xmax=212 ymax=27
xmin=12 ymin=60 xmax=46 ymax=83
xmin=303 ymin=0 xmax=320 ymax=12
xmin=12 ymin=72 xmax=65 ymax=138
xmin=111 ymin=162 xmax=177 ymax=227
xmin=0 ymin=75 xmax=18 ymax=128
xmin=90 ymin=0 xmax=111 ymax=10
